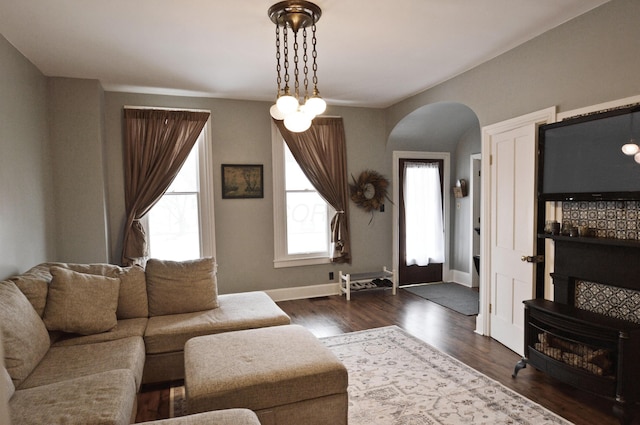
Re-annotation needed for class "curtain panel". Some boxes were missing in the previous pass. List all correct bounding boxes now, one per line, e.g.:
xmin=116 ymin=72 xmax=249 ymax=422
xmin=274 ymin=117 xmax=352 ymax=263
xmin=121 ymin=109 xmax=210 ymax=266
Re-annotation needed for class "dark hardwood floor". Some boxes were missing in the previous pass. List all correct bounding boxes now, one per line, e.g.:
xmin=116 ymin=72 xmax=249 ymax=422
xmin=136 ymin=288 xmax=638 ymax=424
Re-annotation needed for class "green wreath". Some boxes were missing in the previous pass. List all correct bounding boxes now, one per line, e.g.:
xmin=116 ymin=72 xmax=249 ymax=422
xmin=349 ymin=170 xmax=390 ymax=212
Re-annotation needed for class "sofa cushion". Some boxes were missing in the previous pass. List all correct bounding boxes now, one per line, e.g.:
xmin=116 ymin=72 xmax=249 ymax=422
xmin=65 ymin=263 xmax=148 ymax=319
xmin=18 ymin=336 xmax=146 ymax=390
xmin=43 ymin=267 xmax=120 ymax=335
xmin=2 ymin=366 xmax=14 ymax=402
xmin=137 ymin=409 xmax=262 ymax=425
xmin=10 ymin=369 xmax=136 ymax=425
xmin=0 ymin=280 xmax=50 ymax=387
xmin=51 ymin=318 xmax=148 ymax=348
xmin=8 ymin=263 xmax=53 ymax=317
xmin=146 ymin=257 xmax=219 ymax=316
xmin=144 ymin=291 xmax=291 ymax=354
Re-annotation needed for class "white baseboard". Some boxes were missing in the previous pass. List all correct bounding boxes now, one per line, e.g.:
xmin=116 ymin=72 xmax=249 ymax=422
xmin=450 ymin=269 xmax=472 ymax=288
xmin=265 ymin=282 xmax=341 ymax=302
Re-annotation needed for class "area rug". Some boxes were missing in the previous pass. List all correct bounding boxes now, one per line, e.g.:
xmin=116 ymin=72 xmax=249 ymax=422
xmin=171 ymin=326 xmax=571 ymax=424
xmin=404 ymin=282 xmax=479 ymax=315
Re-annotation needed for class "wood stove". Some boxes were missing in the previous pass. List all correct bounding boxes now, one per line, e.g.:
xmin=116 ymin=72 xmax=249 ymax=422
xmin=513 ymin=234 xmax=640 ymax=425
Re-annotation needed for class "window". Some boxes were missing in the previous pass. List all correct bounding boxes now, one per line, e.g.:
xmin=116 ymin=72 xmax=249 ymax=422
xmin=272 ymin=125 xmax=333 ymax=267
xmin=145 ymin=121 xmax=216 ymax=261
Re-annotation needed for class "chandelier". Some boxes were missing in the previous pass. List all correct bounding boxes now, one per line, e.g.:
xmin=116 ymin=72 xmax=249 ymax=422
xmin=268 ymin=1 xmax=326 ymax=132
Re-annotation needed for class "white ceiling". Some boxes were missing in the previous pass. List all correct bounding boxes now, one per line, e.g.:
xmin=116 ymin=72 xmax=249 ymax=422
xmin=1 ymin=0 xmax=609 ymax=108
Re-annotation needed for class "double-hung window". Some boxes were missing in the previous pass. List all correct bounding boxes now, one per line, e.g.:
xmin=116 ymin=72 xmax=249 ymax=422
xmin=144 ymin=120 xmax=215 ymax=261
xmin=272 ymin=125 xmax=333 ymax=267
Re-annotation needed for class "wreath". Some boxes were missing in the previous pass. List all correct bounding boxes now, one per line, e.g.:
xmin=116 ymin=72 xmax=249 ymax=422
xmin=349 ymin=170 xmax=390 ymax=212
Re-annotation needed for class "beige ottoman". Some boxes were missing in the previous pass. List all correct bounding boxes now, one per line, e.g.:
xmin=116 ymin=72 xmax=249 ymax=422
xmin=184 ymin=324 xmax=348 ymax=425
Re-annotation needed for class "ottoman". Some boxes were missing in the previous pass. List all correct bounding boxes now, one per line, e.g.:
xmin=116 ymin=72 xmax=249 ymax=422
xmin=184 ymin=324 xmax=348 ymax=425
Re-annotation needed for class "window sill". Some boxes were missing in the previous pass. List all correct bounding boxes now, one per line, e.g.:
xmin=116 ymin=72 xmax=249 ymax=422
xmin=274 ymin=256 xmax=331 ymax=268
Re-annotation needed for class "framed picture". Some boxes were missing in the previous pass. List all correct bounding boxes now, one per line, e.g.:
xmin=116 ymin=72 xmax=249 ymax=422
xmin=221 ymin=164 xmax=264 ymax=199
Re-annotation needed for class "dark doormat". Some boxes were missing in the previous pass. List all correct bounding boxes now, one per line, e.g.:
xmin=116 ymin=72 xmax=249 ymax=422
xmin=404 ymin=282 xmax=479 ymax=316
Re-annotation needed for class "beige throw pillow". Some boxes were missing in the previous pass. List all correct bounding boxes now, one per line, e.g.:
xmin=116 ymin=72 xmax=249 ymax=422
xmin=0 ymin=280 xmax=51 ymax=387
xmin=146 ymin=257 xmax=219 ymax=316
xmin=43 ymin=267 xmax=120 ymax=335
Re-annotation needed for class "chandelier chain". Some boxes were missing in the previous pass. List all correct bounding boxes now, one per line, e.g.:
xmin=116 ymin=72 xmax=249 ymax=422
xmin=283 ymin=26 xmax=290 ymax=91
xmin=275 ymin=24 xmax=282 ymax=96
xmin=293 ymin=30 xmax=300 ymax=99
xmin=311 ymin=24 xmax=319 ymax=89
xmin=303 ymin=27 xmax=309 ymax=100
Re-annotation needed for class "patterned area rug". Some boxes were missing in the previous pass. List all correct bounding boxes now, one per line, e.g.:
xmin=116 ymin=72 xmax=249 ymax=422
xmin=172 ymin=326 xmax=572 ymax=424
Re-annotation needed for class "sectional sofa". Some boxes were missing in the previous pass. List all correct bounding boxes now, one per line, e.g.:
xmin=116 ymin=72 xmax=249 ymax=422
xmin=0 ymin=258 xmax=291 ymax=425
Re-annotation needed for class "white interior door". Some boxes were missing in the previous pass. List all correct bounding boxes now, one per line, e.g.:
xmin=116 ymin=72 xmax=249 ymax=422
xmin=489 ymin=124 xmax=537 ymax=355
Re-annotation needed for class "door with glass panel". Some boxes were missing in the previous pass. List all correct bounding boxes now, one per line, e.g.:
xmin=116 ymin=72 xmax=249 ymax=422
xmin=398 ymin=158 xmax=444 ymax=285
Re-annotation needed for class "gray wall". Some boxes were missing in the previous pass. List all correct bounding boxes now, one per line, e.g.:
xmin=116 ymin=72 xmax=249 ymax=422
xmin=103 ymin=92 xmax=391 ymax=294
xmin=387 ymin=0 xmax=640 ymax=133
xmin=48 ymin=77 xmax=110 ymax=263
xmin=0 ymin=35 xmax=54 ymax=279
xmin=2 ymin=0 xmax=640 ymax=289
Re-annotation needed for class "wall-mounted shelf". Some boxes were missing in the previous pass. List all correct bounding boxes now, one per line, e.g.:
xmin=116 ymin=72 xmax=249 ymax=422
xmin=538 ymin=233 xmax=640 ymax=249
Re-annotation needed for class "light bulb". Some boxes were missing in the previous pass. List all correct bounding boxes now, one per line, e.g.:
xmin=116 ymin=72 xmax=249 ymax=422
xmin=622 ymin=142 xmax=639 ymax=156
xmin=284 ymin=110 xmax=312 ymax=133
xmin=270 ymin=104 xmax=286 ymax=120
xmin=276 ymin=95 xmax=299 ymax=115
xmin=298 ymin=103 xmax=316 ymax=120
xmin=635 ymin=152 xmax=640 ymax=164
xmin=305 ymin=95 xmax=326 ymax=116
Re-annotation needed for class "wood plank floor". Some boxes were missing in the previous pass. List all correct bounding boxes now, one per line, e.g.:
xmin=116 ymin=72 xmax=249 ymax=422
xmin=135 ymin=288 xmax=638 ymax=424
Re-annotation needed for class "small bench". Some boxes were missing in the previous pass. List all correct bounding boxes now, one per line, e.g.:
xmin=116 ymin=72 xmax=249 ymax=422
xmin=184 ymin=324 xmax=348 ymax=425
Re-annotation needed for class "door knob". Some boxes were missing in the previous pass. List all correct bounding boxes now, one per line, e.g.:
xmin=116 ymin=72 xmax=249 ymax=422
xmin=521 ymin=255 xmax=544 ymax=263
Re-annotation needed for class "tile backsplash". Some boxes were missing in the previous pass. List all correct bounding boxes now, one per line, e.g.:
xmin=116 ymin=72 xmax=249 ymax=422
xmin=561 ymin=201 xmax=640 ymax=240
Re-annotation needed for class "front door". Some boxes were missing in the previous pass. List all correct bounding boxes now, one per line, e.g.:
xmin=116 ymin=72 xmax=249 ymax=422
xmin=398 ymin=158 xmax=444 ymax=285
xmin=489 ymin=124 xmax=537 ymax=355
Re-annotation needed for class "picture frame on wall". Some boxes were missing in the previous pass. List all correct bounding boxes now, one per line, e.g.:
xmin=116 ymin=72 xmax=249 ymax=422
xmin=221 ymin=164 xmax=264 ymax=199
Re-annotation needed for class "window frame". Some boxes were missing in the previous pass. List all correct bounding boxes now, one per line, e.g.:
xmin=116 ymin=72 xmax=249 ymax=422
xmin=271 ymin=123 xmax=333 ymax=268
xmin=142 ymin=113 xmax=216 ymax=260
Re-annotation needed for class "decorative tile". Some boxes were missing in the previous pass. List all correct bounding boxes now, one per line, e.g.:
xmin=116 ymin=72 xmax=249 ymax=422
xmin=576 ymin=280 xmax=640 ymax=324
xmin=562 ymin=201 xmax=640 ymax=241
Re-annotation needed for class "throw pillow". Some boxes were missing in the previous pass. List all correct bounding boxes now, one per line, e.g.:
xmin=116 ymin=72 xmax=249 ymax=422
xmin=146 ymin=257 xmax=219 ymax=316
xmin=65 ymin=263 xmax=148 ymax=319
xmin=43 ymin=267 xmax=120 ymax=335
xmin=2 ymin=366 xmax=13 ymax=402
xmin=0 ymin=280 xmax=50 ymax=388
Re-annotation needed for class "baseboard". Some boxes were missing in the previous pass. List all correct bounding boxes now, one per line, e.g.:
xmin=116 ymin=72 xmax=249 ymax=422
xmin=450 ymin=269 xmax=472 ymax=287
xmin=265 ymin=283 xmax=341 ymax=302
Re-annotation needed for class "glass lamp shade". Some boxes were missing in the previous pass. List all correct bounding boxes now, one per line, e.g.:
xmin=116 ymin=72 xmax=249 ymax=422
xmin=305 ymin=95 xmax=327 ymax=116
xmin=270 ymin=104 xmax=286 ymax=120
xmin=284 ymin=110 xmax=312 ymax=132
xmin=276 ymin=95 xmax=299 ymax=115
xmin=635 ymin=152 xmax=640 ymax=164
xmin=622 ymin=143 xmax=640 ymax=156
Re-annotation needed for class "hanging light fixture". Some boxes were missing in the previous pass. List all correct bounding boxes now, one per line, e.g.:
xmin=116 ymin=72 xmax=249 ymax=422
xmin=621 ymin=111 xmax=640 ymax=163
xmin=268 ymin=1 xmax=326 ymax=133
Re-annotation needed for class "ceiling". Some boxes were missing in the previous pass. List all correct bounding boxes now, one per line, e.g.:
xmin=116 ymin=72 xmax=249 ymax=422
xmin=1 ymin=0 xmax=609 ymax=108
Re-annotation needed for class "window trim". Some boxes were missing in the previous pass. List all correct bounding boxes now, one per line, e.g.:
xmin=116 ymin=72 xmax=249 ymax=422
xmin=141 ymin=114 xmax=216 ymax=260
xmin=272 ymin=123 xmax=331 ymax=268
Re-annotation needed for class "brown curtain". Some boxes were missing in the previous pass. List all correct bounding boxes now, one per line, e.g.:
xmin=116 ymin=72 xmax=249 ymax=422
xmin=121 ymin=109 xmax=210 ymax=266
xmin=274 ymin=117 xmax=351 ymax=263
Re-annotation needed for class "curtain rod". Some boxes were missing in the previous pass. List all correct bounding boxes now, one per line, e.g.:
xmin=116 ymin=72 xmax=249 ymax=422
xmin=123 ymin=105 xmax=211 ymax=113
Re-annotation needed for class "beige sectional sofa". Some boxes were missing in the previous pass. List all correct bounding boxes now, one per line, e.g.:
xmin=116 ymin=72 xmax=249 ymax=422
xmin=0 ymin=258 xmax=291 ymax=425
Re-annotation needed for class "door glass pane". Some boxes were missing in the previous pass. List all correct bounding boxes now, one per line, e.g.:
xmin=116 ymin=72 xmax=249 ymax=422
xmin=286 ymin=191 xmax=328 ymax=254
xmin=148 ymin=193 xmax=200 ymax=260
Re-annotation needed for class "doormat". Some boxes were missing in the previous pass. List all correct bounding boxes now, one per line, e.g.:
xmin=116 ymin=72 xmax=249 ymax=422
xmin=404 ymin=282 xmax=479 ymax=315
xmin=171 ymin=326 xmax=572 ymax=424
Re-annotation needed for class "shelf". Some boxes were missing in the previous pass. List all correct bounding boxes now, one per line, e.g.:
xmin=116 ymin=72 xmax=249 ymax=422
xmin=339 ymin=267 xmax=396 ymax=301
xmin=538 ymin=233 xmax=640 ymax=249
